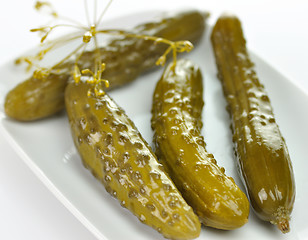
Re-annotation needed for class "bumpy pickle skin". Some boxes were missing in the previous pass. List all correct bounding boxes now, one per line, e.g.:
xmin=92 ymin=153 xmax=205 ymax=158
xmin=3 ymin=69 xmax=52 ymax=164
xmin=211 ymin=15 xmax=295 ymax=233
xmin=65 ymin=80 xmax=201 ymax=240
xmin=4 ymin=71 xmax=69 ymax=121
xmin=151 ymin=59 xmax=249 ymax=230
xmin=5 ymin=10 xmax=207 ymax=121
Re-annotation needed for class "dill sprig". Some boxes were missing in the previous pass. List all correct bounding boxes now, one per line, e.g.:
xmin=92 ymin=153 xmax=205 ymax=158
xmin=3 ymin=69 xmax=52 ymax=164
xmin=17 ymin=0 xmax=194 ymax=96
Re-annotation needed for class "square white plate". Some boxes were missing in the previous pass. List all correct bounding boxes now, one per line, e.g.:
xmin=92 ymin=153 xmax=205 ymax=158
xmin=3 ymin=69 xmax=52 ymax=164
xmin=0 ymin=11 xmax=307 ymax=240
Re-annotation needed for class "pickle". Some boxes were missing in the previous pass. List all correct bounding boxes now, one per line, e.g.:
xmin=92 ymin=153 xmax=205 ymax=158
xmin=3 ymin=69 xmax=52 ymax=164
xmin=5 ymin=10 xmax=207 ymax=121
xmin=65 ymin=80 xmax=201 ymax=240
xmin=151 ymin=59 xmax=249 ymax=230
xmin=4 ymin=71 xmax=69 ymax=121
xmin=211 ymin=15 xmax=295 ymax=233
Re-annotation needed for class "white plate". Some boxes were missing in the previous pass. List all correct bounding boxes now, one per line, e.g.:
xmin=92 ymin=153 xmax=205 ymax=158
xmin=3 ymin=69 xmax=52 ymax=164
xmin=0 ymin=11 xmax=307 ymax=240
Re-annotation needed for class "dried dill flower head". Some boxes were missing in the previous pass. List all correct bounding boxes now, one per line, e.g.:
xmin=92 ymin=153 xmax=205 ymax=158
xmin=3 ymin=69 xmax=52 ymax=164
xmin=16 ymin=0 xmax=194 ymax=96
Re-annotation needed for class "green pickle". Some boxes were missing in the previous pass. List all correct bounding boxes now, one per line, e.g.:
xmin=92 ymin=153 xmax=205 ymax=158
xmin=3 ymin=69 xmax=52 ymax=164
xmin=211 ymin=15 xmax=295 ymax=233
xmin=151 ymin=59 xmax=249 ymax=230
xmin=4 ymin=71 xmax=68 ymax=121
xmin=5 ymin=10 xmax=207 ymax=121
xmin=65 ymin=80 xmax=201 ymax=240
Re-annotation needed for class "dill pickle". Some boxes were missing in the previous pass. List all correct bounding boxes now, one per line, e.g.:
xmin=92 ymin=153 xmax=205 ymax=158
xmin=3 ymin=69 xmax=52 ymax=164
xmin=151 ymin=59 xmax=249 ymax=230
xmin=5 ymin=10 xmax=207 ymax=121
xmin=4 ymin=71 xmax=69 ymax=121
xmin=65 ymin=80 xmax=201 ymax=240
xmin=211 ymin=15 xmax=295 ymax=233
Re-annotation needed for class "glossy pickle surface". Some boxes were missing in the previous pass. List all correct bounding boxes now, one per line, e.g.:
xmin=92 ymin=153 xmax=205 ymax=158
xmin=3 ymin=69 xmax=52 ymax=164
xmin=5 ymin=10 xmax=206 ymax=121
xmin=4 ymin=71 xmax=68 ymax=121
xmin=151 ymin=59 xmax=249 ymax=230
xmin=210 ymin=15 xmax=295 ymax=233
xmin=65 ymin=81 xmax=201 ymax=240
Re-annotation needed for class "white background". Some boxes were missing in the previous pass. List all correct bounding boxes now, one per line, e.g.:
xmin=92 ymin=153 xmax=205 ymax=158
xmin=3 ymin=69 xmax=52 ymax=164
xmin=0 ymin=0 xmax=307 ymax=239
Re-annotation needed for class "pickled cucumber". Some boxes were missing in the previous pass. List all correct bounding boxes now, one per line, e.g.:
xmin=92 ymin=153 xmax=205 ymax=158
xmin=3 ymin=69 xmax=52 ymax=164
xmin=151 ymin=59 xmax=249 ymax=230
xmin=65 ymin=80 xmax=201 ymax=239
xmin=211 ymin=14 xmax=295 ymax=233
xmin=5 ymin=10 xmax=207 ymax=121
xmin=4 ymin=71 xmax=68 ymax=121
